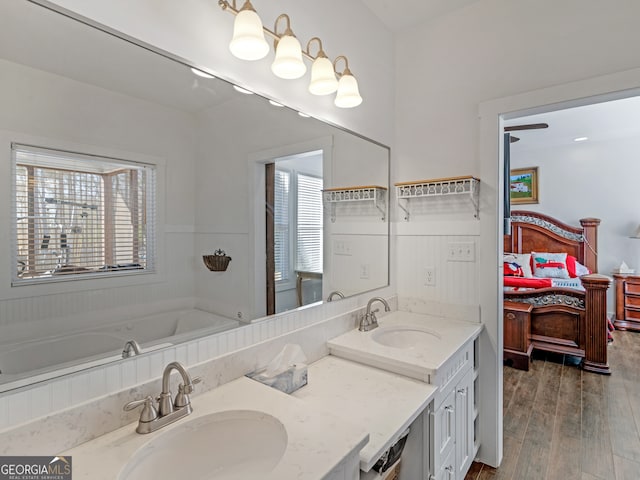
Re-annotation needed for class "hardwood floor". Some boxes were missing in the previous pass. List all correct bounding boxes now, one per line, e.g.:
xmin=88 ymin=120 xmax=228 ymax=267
xmin=466 ymin=330 xmax=640 ymax=480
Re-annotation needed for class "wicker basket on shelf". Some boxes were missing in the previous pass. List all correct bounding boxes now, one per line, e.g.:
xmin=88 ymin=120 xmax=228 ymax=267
xmin=203 ymin=249 xmax=232 ymax=271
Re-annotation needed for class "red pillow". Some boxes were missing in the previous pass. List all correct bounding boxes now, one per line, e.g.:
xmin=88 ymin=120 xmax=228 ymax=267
xmin=503 ymin=261 xmax=524 ymax=277
xmin=566 ymin=255 xmax=577 ymax=278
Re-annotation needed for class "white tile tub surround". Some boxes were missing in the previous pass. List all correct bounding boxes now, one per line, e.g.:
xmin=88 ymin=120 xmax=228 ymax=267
xmin=0 ymin=295 xmax=396 ymax=454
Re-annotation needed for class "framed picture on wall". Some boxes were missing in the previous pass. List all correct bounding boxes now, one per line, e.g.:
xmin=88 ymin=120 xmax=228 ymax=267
xmin=510 ymin=167 xmax=538 ymax=204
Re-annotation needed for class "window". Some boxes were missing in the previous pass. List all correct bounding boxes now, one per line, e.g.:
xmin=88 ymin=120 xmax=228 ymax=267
xmin=12 ymin=144 xmax=156 ymax=284
xmin=273 ymin=166 xmax=323 ymax=287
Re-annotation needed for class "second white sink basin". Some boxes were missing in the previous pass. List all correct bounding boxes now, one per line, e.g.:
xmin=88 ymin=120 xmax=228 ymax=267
xmin=119 ymin=410 xmax=287 ymax=480
xmin=372 ymin=325 xmax=440 ymax=349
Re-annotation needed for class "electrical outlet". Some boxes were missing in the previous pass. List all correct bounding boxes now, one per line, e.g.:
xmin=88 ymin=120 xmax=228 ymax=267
xmin=424 ymin=267 xmax=436 ymax=286
xmin=447 ymin=241 xmax=475 ymax=262
xmin=360 ymin=264 xmax=370 ymax=279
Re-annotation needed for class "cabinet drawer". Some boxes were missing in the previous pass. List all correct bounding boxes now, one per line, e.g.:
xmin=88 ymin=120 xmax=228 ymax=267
xmin=625 ymin=295 xmax=640 ymax=308
xmin=624 ymin=308 xmax=640 ymax=320
xmin=625 ymin=281 xmax=640 ymax=295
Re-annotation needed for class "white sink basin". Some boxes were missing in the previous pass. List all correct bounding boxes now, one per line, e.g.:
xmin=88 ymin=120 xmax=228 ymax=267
xmin=372 ymin=325 xmax=441 ymax=349
xmin=119 ymin=410 xmax=287 ymax=480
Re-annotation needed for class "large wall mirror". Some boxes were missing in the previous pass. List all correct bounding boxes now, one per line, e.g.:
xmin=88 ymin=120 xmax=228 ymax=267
xmin=0 ymin=0 xmax=389 ymax=392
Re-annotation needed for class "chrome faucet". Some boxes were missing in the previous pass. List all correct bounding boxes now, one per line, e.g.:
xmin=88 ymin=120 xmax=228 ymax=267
xmin=123 ymin=361 xmax=201 ymax=434
xmin=359 ymin=297 xmax=391 ymax=332
xmin=327 ymin=290 xmax=345 ymax=302
xmin=122 ymin=339 xmax=142 ymax=358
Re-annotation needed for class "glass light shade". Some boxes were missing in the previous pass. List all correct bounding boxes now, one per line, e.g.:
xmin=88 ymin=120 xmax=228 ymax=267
xmin=229 ymin=9 xmax=269 ymax=61
xmin=308 ymin=56 xmax=338 ymax=95
xmin=271 ymin=35 xmax=307 ymax=79
xmin=334 ymin=74 xmax=362 ymax=108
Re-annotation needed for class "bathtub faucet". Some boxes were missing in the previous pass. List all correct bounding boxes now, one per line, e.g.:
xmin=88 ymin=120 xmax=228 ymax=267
xmin=359 ymin=297 xmax=391 ymax=332
xmin=123 ymin=361 xmax=201 ymax=434
xmin=327 ymin=290 xmax=345 ymax=302
xmin=122 ymin=339 xmax=142 ymax=358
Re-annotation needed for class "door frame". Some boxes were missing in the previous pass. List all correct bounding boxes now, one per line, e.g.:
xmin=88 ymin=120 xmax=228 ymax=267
xmin=248 ymin=136 xmax=333 ymax=320
xmin=477 ymin=68 xmax=640 ymax=467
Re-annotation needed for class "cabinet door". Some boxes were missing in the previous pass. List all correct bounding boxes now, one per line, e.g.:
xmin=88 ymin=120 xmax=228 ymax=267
xmin=431 ymin=446 xmax=455 ymax=480
xmin=454 ymin=368 xmax=474 ymax=480
xmin=432 ymin=388 xmax=456 ymax=473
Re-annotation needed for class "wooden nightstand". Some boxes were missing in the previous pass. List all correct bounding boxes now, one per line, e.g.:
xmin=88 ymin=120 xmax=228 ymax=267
xmin=503 ymin=301 xmax=533 ymax=371
xmin=613 ymin=274 xmax=640 ymax=332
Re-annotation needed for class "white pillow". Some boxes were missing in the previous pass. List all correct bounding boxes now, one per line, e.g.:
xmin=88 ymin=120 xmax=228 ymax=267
xmin=503 ymin=253 xmax=533 ymax=278
xmin=575 ymin=261 xmax=590 ymax=277
xmin=532 ymin=252 xmax=570 ymax=279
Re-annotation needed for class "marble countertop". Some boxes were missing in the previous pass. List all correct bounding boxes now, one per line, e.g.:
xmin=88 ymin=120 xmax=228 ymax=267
xmin=292 ymin=355 xmax=437 ymax=472
xmin=327 ymin=311 xmax=483 ymax=382
xmin=64 ymin=376 xmax=368 ymax=480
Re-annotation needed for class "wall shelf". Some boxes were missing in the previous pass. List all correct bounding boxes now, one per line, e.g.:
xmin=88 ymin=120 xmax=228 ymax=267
xmin=322 ymin=185 xmax=387 ymax=222
xmin=395 ymin=175 xmax=480 ymax=220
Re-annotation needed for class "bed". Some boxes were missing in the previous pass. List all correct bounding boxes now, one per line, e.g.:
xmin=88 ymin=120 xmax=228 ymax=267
xmin=503 ymin=211 xmax=611 ymax=374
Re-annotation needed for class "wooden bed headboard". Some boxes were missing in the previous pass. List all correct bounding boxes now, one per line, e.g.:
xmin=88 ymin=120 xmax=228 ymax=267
xmin=504 ymin=210 xmax=600 ymax=273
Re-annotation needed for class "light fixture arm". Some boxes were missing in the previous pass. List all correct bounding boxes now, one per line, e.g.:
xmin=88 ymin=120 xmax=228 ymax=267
xmin=306 ymin=37 xmax=327 ymax=59
xmin=333 ymin=55 xmax=352 ymax=77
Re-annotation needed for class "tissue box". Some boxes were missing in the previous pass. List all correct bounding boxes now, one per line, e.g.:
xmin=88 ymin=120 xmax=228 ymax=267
xmin=246 ymin=364 xmax=308 ymax=394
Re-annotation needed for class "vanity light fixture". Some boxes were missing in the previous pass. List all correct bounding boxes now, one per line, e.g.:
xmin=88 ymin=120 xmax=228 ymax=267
xmin=271 ymin=14 xmax=306 ymax=79
xmin=307 ymin=37 xmax=338 ymax=95
xmin=228 ymin=0 xmax=269 ymax=60
xmin=333 ymin=56 xmax=362 ymax=108
xmin=219 ymin=0 xmax=362 ymax=107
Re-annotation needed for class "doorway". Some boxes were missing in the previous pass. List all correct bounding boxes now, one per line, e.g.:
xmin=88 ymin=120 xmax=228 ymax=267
xmin=264 ymin=151 xmax=324 ymax=315
xmin=476 ymin=70 xmax=640 ymax=468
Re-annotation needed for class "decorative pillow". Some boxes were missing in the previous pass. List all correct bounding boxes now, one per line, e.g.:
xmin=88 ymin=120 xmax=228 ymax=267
xmin=575 ymin=261 xmax=591 ymax=277
xmin=532 ymin=252 xmax=570 ymax=279
xmin=503 ymin=253 xmax=533 ymax=278
xmin=565 ymin=255 xmax=578 ymax=278
xmin=503 ymin=261 xmax=524 ymax=277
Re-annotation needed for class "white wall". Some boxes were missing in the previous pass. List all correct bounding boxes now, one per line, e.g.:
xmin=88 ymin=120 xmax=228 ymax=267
xmin=511 ymin=136 xmax=640 ymax=310
xmin=395 ymin=0 xmax=640 ymax=467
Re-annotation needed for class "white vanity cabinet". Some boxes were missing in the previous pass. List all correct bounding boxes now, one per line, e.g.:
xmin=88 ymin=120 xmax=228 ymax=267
xmin=326 ymin=312 xmax=482 ymax=480
xmin=427 ymin=339 xmax=475 ymax=480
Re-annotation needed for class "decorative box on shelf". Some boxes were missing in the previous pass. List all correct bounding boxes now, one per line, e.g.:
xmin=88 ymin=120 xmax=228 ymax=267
xmin=395 ymin=175 xmax=480 ymax=220
xmin=322 ymin=185 xmax=387 ymax=222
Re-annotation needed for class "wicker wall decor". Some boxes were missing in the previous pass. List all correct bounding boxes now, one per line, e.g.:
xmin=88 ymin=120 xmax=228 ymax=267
xmin=203 ymin=249 xmax=232 ymax=271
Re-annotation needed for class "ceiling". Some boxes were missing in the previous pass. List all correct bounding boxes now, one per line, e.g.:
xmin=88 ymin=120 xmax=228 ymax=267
xmin=505 ymin=96 xmax=640 ymax=151
xmin=361 ymin=0 xmax=482 ymax=31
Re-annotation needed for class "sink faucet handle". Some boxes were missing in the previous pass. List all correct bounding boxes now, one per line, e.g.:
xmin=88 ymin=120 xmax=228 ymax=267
xmin=183 ymin=376 xmax=202 ymax=395
xmin=174 ymin=376 xmax=201 ymax=408
xmin=123 ymin=395 xmax=159 ymax=423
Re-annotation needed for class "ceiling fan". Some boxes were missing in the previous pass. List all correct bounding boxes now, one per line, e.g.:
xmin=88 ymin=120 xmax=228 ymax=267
xmin=504 ymin=122 xmax=548 ymax=143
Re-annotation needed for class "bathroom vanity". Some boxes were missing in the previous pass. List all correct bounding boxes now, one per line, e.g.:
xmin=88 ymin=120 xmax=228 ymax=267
xmin=56 ymin=310 xmax=480 ymax=480
xmin=328 ymin=311 xmax=482 ymax=480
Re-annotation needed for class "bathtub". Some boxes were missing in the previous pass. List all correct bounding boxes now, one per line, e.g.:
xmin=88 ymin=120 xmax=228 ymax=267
xmin=0 ymin=309 xmax=240 ymax=391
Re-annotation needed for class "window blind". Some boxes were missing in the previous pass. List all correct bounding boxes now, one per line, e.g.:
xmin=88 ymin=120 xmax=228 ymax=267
xmin=296 ymin=173 xmax=323 ymax=273
xmin=274 ymin=169 xmax=290 ymax=283
xmin=12 ymin=144 xmax=156 ymax=284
